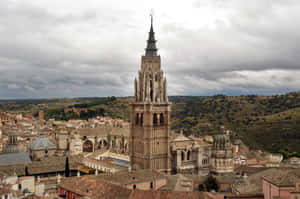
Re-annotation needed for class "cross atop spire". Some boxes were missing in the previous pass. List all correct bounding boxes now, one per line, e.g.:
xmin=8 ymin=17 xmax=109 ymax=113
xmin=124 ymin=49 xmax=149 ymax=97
xmin=145 ymin=12 xmax=158 ymax=56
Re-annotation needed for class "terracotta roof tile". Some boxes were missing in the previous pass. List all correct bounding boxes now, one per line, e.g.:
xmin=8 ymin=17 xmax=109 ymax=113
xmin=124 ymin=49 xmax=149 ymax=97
xmin=129 ymin=190 xmax=204 ymax=199
xmin=99 ymin=169 xmax=166 ymax=185
xmin=59 ymin=175 xmax=131 ymax=199
xmin=263 ymin=168 xmax=300 ymax=187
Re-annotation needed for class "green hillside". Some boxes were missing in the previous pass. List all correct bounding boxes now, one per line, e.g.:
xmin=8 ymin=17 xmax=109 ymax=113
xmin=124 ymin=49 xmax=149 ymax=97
xmin=171 ymin=93 xmax=300 ymax=157
xmin=1 ymin=92 xmax=300 ymax=157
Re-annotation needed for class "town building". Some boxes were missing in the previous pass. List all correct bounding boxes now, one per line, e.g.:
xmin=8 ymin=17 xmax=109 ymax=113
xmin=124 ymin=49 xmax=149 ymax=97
xmin=262 ymin=169 xmax=300 ymax=199
xmin=28 ymin=134 xmax=56 ymax=161
xmin=38 ymin=110 xmax=44 ymax=121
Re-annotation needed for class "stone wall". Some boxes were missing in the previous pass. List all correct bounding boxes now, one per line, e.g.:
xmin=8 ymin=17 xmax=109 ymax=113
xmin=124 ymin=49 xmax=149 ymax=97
xmin=30 ymin=148 xmax=56 ymax=161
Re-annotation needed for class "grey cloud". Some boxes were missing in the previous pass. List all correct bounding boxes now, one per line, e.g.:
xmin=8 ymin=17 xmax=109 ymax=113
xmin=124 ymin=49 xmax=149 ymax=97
xmin=0 ymin=0 xmax=299 ymax=98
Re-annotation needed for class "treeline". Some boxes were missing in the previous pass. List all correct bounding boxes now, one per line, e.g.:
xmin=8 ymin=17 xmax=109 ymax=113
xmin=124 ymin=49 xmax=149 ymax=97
xmin=68 ymin=96 xmax=117 ymax=108
xmin=45 ymin=108 xmax=105 ymax=121
xmin=44 ymin=96 xmax=117 ymax=121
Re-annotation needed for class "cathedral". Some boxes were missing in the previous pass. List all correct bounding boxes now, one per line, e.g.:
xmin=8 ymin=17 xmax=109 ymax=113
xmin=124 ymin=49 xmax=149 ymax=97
xmin=52 ymin=17 xmax=235 ymax=176
xmin=130 ymin=16 xmax=171 ymax=172
xmin=129 ymin=17 xmax=234 ymax=175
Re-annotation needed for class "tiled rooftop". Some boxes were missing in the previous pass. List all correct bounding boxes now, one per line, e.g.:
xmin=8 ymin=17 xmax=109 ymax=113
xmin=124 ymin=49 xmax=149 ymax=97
xmin=59 ymin=175 xmax=132 ymax=199
xmin=0 ymin=152 xmax=31 ymax=165
xmin=59 ymin=174 xmax=204 ymax=199
xmin=263 ymin=168 xmax=300 ymax=187
xmin=0 ymin=155 xmax=83 ymax=176
xmin=128 ymin=189 xmax=205 ymax=199
xmin=29 ymin=134 xmax=56 ymax=149
xmin=99 ymin=169 xmax=166 ymax=185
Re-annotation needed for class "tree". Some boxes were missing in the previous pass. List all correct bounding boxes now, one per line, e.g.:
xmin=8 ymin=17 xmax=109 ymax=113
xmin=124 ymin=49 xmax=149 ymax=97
xmin=25 ymin=166 xmax=29 ymax=176
xmin=198 ymin=184 xmax=205 ymax=191
xmin=65 ymin=157 xmax=70 ymax=177
xmin=204 ymin=175 xmax=219 ymax=192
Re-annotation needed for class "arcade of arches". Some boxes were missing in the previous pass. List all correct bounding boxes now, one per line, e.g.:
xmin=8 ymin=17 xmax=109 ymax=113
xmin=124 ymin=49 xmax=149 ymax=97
xmin=81 ymin=135 xmax=129 ymax=154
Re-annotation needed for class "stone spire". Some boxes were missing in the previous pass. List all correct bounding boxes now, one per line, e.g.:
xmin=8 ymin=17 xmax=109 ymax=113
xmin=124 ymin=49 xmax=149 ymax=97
xmin=130 ymin=16 xmax=171 ymax=173
xmin=134 ymin=15 xmax=168 ymax=103
xmin=145 ymin=14 xmax=158 ymax=56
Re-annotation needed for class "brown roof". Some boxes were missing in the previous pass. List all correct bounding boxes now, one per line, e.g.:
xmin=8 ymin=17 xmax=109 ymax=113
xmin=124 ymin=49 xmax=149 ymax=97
xmin=77 ymin=126 xmax=130 ymax=137
xmin=187 ymin=174 xmax=235 ymax=184
xmin=235 ymin=166 xmax=270 ymax=176
xmin=22 ymin=194 xmax=41 ymax=199
xmin=99 ymin=169 xmax=166 ymax=185
xmin=129 ymin=190 xmax=204 ymax=199
xmin=78 ymin=126 xmax=111 ymax=136
xmin=225 ymin=193 xmax=264 ymax=199
xmin=59 ymin=175 xmax=131 ymax=199
xmin=60 ymin=174 xmax=205 ymax=199
xmin=77 ymin=165 xmax=94 ymax=174
xmin=110 ymin=127 xmax=130 ymax=137
xmin=233 ymin=168 xmax=277 ymax=194
xmin=0 ymin=155 xmax=83 ymax=176
xmin=263 ymin=169 xmax=300 ymax=187
xmin=28 ymin=156 xmax=82 ymax=174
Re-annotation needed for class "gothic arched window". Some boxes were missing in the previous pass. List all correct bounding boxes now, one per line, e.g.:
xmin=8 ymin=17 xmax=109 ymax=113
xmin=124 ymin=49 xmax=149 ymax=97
xmin=153 ymin=113 xmax=157 ymax=125
xmin=187 ymin=151 xmax=191 ymax=160
xmin=140 ymin=113 xmax=143 ymax=125
xmin=181 ymin=151 xmax=184 ymax=161
xmin=160 ymin=113 xmax=164 ymax=125
xmin=150 ymin=75 xmax=153 ymax=101
xmin=136 ymin=113 xmax=139 ymax=125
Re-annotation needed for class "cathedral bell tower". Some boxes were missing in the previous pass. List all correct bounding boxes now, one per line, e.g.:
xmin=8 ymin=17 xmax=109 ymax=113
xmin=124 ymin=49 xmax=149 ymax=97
xmin=130 ymin=16 xmax=171 ymax=172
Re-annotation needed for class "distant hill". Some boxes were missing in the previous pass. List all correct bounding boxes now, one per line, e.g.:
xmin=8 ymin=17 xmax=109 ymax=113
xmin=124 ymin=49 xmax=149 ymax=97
xmin=171 ymin=92 xmax=300 ymax=158
xmin=1 ymin=92 xmax=300 ymax=157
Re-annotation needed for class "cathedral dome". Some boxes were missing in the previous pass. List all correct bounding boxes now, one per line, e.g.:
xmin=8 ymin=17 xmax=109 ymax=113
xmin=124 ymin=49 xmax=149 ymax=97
xmin=29 ymin=134 xmax=56 ymax=150
xmin=213 ymin=134 xmax=231 ymax=149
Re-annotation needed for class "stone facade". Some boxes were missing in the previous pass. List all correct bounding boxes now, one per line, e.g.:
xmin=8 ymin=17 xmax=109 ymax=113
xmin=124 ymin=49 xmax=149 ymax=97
xmin=19 ymin=176 xmax=35 ymax=193
xmin=211 ymin=134 xmax=234 ymax=174
xmin=29 ymin=134 xmax=56 ymax=161
xmin=57 ymin=128 xmax=129 ymax=155
xmin=2 ymin=133 xmax=24 ymax=154
xmin=170 ymin=133 xmax=211 ymax=175
xmin=130 ymin=18 xmax=234 ymax=176
xmin=130 ymin=17 xmax=171 ymax=172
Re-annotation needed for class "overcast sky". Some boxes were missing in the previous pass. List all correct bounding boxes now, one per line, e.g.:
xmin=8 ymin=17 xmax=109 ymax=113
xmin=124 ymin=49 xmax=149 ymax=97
xmin=0 ymin=0 xmax=299 ymax=99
